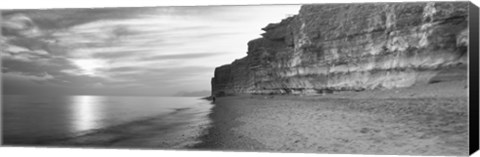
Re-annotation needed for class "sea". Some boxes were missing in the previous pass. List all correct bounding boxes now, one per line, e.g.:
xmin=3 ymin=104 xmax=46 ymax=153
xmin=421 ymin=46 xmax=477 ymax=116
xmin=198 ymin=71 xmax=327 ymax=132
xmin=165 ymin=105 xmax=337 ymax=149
xmin=2 ymin=95 xmax=213 ymax=148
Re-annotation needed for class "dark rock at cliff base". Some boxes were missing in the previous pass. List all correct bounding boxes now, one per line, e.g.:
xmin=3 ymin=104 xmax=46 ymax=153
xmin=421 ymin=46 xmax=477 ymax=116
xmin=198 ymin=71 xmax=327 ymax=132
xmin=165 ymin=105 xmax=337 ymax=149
xmin=212 ymin=2 xmax=469 ymax=96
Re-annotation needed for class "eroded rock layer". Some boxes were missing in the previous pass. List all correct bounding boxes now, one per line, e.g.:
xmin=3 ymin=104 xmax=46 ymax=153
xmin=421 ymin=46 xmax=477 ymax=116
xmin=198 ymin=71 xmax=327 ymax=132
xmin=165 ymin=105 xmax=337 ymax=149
xmin=212 ymin=2 xmax=469 ymax=96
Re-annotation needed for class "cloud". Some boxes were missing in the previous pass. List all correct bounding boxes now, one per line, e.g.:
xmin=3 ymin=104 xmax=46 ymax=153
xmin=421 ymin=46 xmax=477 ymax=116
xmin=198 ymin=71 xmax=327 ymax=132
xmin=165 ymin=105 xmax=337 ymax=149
xmin=3 ymin=71 xmax=54 ymax=82
xmin=70 ymin=58 xmax=108 ymax=76
xmin=4 ymin=44 xmax=30 ymax=53
xmin=5 ymin=37 xmax=50 ymax=52
xmin=1 ymin=50 xmax=80 ymax=80
xmin=140 ymin=52 xmax=224 ymax=61
xmin=2 ymin=52 xmax=35 ymax=62
xmin=103 ymin=66 xmax=139 ymax=73
xmin=2 ymin=5 xmax=300 ymax=96
xmin=90 ymin=50 xmax=139 ymax=59
xmin=2 ymin=7 xmax=158 ymax=30
xmin=2 ymin=43 xmax=49 ymax=62
xmin=2 ymin=13 xmax=42 ymax=37
xmin=99 ymin=66 xmax=214 ymax=88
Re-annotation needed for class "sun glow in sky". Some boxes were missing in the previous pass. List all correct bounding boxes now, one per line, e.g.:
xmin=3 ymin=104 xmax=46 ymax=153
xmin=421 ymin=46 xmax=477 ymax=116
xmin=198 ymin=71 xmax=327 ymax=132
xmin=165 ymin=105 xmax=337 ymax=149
xmin=1 ymin=5 xmax=300 ymax=96
xmin=72 ymin=59 xmax=108 ymax=76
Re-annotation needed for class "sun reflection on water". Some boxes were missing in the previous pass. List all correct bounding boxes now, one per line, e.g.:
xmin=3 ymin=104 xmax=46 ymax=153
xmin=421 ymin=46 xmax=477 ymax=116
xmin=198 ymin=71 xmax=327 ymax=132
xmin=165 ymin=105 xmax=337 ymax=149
xmin=71 ymin=95 xmax=103 ymax=133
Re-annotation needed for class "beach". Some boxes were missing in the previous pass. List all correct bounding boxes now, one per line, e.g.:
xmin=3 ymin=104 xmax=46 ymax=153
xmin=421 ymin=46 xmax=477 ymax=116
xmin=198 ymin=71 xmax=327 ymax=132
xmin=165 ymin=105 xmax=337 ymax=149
xmin=6 ymin=78 xmax=467 ymax=156
xmin=194 ymin=79 xmax=469 ymax=156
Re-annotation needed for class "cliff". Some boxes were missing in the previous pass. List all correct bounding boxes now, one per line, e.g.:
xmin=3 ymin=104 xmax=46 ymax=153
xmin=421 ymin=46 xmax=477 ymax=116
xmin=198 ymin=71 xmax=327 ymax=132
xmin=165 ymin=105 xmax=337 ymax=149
xmin=212 ymin=2 xmax=469 ymax=96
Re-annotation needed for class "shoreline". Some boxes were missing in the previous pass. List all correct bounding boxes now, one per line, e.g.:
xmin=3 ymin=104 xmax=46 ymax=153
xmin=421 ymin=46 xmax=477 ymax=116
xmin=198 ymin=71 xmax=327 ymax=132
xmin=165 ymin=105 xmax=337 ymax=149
xmin=4 ymin=105 xmax=213 ymax=150
xmin=193 ymin=80 xmax=469 ymax=155
xmin=54 ymin=108 xmax=211 ymax=149
xmin=4 ymin=80 xmax=468 ymax=155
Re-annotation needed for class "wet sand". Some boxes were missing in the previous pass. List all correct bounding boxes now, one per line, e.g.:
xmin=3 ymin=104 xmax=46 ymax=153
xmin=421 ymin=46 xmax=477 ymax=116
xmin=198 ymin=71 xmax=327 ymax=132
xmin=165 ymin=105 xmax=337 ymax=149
xmin=194 ymin=80 xmax=469 ymax=156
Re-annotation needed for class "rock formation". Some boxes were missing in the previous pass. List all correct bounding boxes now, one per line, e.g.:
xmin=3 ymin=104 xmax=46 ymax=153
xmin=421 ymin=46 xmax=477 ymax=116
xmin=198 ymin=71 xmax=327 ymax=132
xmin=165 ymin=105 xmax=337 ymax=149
xmin=212 ymin=2 xmax=469 ymax=96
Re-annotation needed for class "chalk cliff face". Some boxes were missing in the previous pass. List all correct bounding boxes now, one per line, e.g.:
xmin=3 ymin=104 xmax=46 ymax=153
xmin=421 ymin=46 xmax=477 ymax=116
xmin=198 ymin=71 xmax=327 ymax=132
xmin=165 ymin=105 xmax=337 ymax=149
xmin=212 ymin=2 xmax=469 ymax=96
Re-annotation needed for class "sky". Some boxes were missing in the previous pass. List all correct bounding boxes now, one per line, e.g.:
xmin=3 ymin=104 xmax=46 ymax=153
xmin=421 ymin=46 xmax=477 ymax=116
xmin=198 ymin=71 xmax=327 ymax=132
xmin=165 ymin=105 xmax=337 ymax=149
xmin=1 ymin=5 xmax=300 ymax=96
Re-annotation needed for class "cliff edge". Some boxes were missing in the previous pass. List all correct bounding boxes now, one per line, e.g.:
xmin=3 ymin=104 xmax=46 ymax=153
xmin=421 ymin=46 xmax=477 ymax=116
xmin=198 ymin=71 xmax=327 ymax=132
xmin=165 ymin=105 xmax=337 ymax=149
xmin=212 ymin=2 xmax=469 ymax=96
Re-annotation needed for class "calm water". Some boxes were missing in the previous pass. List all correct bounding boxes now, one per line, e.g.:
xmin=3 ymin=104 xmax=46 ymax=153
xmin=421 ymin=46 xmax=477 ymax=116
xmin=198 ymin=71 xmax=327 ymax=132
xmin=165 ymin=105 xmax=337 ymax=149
xmin=2 ymin=95 xmax=213 ymax=147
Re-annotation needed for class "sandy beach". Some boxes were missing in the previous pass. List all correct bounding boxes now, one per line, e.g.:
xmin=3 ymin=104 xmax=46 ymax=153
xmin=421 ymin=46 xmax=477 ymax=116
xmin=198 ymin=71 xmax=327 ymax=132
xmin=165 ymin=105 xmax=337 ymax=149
xmin=194 ymin=79 xmax=469 ymax=156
